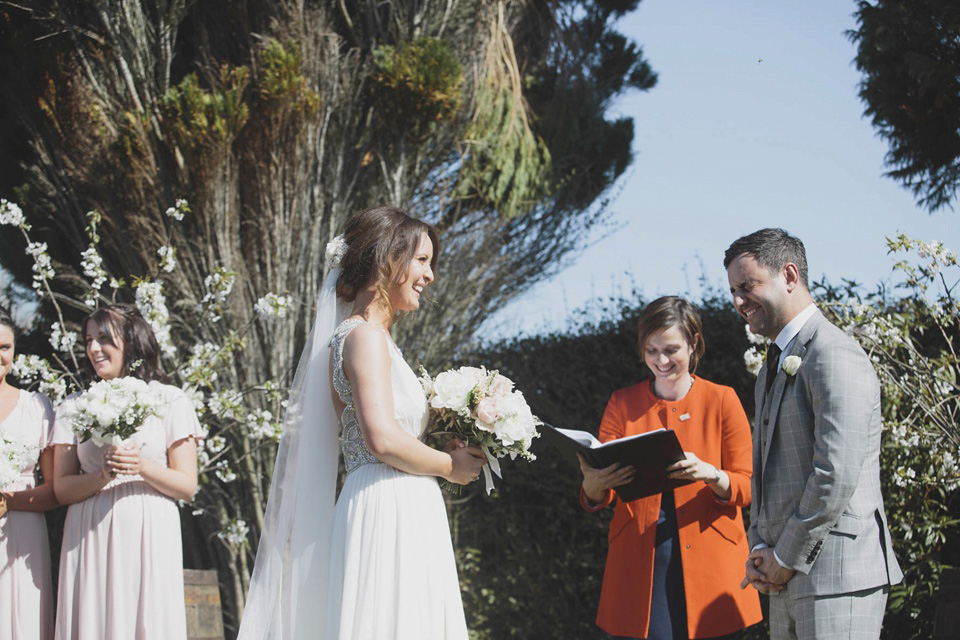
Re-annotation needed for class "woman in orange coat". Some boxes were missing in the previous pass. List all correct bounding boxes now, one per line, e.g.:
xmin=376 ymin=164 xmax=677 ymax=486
xmin=579 ymin=296 xmax=761 ymax=639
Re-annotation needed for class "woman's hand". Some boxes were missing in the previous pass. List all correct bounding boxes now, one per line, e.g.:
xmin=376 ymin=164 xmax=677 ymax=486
xmin=105 ymin=444 xmax=143 ymax=476
xmin=666 ymin=452 xmax=717 ymax=482
xmin=445 ymin=444 xmax=486 ymax=485
xmin=667 ymin=451 xmax=732 ymax=500
xmin=578 ymin=453 xmax=634 ymax=504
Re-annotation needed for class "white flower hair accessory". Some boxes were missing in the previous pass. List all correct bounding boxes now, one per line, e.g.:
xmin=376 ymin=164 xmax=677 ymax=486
xmin=782 ymin=355 xmax=802 ymax=376
xmin=324 ymin=234 xmax=348 ymax=269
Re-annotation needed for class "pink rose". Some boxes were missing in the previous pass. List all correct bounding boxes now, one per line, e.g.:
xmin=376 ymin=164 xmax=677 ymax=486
xmin=476 ymin=398 xmax=500 ymax=424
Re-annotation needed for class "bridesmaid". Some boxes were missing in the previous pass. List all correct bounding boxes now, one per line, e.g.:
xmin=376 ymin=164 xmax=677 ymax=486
xmin=51 ymin=304 xmax=201 ymax=640
xmin=0 ymin=305 xmax=58 ymax=640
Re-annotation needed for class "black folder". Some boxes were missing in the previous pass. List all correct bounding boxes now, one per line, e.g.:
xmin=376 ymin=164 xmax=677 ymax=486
xmin=539 ymin=422 xmax=694 ymax=502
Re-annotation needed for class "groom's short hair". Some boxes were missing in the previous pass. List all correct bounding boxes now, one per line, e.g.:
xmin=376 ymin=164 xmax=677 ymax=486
xmin=723 ymin=228 xmax=809 ymax=289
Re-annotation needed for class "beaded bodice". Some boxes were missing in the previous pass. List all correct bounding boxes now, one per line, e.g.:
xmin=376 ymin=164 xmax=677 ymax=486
xmin=331 ymin=318 xmax=430 ymax=474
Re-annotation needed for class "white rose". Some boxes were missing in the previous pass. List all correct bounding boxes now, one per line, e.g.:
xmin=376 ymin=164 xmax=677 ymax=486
xmin=494 ymin=415 xmax=528 ymax=446
xmin=487 ymin=373 xmax=515 ymax=397
xmin=430 ymin=370 xmax=477 ymax=412
xmin=94 ymin=404 xmax=120 ymax=428
xmin=457 ymin=367 xmax=487 ymax=388
xmin=492 ymin=392 xmax=537 ymax=444
xmin=782 ymin=355 xmax=802 ymax=376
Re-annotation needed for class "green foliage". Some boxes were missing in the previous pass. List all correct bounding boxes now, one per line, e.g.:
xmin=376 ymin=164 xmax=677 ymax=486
xmin=519 ymin=0 xmax=658 ymax=211
xmin=370 ymin=37 xmax=463 ymax=134
xmin=254 ymin=40 xmax=322 ymax=118
xmin=814 ymin=235 xmax=959 ymax=639
xmin=849 ymin=0 xmax=960 ymax=212
xmin=159 ymin=67 xmax=251 ymax=156
xmin=457 ymin=83 xmax=553 ymax=219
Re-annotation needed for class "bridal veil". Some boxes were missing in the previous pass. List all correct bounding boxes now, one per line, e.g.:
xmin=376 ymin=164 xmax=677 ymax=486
xmin=237 ymin=260 xmax=349 ymax=639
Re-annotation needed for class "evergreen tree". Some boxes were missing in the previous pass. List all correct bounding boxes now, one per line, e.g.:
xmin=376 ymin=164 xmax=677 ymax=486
xmin=849 ymin=0 xmax=960 ymax=212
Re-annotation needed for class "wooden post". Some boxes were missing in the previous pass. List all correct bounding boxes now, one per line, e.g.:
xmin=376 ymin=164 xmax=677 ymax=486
xmin=184 ymin=569 xmax=225 ymax=640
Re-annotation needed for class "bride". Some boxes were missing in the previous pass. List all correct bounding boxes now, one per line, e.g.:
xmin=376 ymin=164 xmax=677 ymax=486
xmin=238 ymin=206 xmax=486 ymax=639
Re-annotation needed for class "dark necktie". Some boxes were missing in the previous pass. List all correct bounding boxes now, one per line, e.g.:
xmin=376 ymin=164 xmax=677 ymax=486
xmin=764 ymin=344 xmax=782 ymax=395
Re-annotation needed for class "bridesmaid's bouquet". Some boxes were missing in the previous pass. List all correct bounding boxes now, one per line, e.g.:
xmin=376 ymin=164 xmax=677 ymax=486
xmin=419 ymin=366 xmax=541 ymax=494
xmin=66 ymin=377 xmax=163 ymax=446
xmin=0 ymin=437 xmax=33 ymax=489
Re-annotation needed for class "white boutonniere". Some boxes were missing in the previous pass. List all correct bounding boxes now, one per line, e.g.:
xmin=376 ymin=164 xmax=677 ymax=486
xmin=782 ymin=355 xmax=802 ymax=376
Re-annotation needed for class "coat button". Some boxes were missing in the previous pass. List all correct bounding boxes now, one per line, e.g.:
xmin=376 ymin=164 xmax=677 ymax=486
xmin=685 ymin=545 xmax=691 ymax=549
xmin=672 ymin=408 xmax=676 ymax=412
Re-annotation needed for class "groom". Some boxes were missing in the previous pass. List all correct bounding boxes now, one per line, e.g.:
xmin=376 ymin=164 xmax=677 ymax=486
xmin=723 ymin=229 xmax=902 ymax=639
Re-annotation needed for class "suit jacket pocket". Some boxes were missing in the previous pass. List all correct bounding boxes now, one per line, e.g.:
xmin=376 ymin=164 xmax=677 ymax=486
xmin=829 ymin=512 xmax=861 ymax=539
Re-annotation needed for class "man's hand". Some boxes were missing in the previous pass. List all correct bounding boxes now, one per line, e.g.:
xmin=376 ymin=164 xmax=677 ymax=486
xmin=739 ymin=548 xmax=795 ymax=594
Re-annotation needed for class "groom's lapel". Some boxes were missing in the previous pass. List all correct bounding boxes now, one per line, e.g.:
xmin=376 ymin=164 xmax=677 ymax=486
xmin=760 ymin=312 xmax=820 ymax=466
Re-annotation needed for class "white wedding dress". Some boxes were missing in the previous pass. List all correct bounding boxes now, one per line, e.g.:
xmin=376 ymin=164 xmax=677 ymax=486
xmin=325 ymin=317 xmax=468 ymax=639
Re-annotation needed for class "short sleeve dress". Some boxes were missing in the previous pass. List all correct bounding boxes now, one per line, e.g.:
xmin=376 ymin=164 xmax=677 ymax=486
xmin=52 ymin=381 xmax=202 ymax=640
xmin=0 ymin=390 xmax=56 ymax=640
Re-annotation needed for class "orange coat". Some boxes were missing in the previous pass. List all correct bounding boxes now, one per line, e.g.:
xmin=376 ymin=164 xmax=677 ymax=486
xmin=582 ymin=377 xmax=762 ymax=638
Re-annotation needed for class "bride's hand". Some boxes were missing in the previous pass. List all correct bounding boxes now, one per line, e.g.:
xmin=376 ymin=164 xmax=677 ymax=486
xmin=445 ymin=445 xmax=486 ymax=485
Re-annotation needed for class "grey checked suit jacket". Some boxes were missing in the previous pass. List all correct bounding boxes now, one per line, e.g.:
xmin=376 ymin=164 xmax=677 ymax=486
xmin=750 ymin=310 xmax=903 ymax=599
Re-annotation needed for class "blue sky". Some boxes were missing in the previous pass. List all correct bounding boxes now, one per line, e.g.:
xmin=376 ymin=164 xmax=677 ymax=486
xmin=491 ymin=0 xmax=959 ymax=337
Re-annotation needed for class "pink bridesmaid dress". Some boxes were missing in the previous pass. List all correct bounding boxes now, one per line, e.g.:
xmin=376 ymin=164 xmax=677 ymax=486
xmin=52 ymin=383 xmax=202 ymax=640
xmin=0 ymin=390 xmax=55 ymax=640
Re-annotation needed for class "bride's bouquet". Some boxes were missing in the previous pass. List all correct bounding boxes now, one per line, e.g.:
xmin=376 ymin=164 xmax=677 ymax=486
xmin=0 ymin=437 xmax=33 ymax=489
xmin=66 ymin=377 xmax=163 ymax=446
xmin=419 ymin=366 xmax=540 ymax=494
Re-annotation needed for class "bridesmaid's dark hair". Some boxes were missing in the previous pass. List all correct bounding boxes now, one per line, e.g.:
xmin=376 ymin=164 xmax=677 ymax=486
xmin=83 ymin=304 xmax=169 ymax=383
xmin=636 ymin=296 xmax=706 ymax=374
xmin=336 ymin=206 xmax=439 ymax=314
xmin=0 ymin=305 xmax=15 ymax=344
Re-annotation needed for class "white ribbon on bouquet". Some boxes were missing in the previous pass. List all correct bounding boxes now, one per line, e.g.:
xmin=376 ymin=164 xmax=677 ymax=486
xmin=480 ymin=445 xmax=502 ymax=494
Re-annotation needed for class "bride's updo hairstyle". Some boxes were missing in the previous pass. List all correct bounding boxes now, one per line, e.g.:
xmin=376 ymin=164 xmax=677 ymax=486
xmin=336 ymin=206 xmax=439 ymax=313
xmin=83 ymin=303 xmax=169 ymax=383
